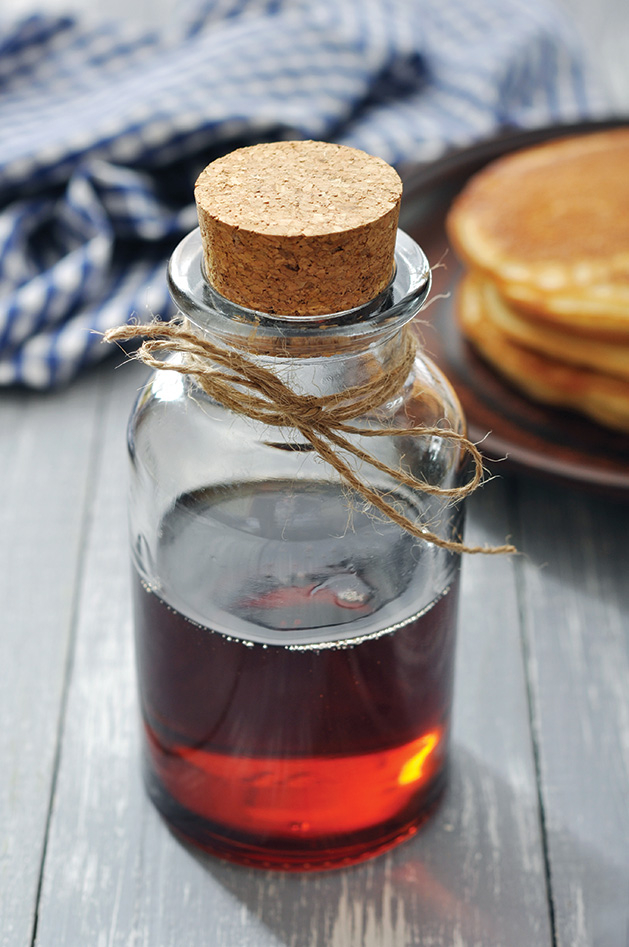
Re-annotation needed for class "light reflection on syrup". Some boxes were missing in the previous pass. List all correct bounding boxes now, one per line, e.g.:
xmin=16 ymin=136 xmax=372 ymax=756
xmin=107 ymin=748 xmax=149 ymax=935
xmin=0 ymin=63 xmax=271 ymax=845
xmin=147 ymin=723 xmax=445 ymax=838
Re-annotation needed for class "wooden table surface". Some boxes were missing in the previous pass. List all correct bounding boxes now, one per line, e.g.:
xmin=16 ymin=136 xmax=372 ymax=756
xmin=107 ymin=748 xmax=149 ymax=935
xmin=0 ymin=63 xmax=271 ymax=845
xmin=3 ymin=359 xmax=628 ymax=947
xmin=1 ymin=3 xmax=629 ymax=946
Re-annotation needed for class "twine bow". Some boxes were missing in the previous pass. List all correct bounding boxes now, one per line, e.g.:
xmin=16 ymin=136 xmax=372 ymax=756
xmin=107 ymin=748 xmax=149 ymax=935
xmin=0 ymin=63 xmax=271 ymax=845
xmin=104 ymin=319 xmax=516 ymax=555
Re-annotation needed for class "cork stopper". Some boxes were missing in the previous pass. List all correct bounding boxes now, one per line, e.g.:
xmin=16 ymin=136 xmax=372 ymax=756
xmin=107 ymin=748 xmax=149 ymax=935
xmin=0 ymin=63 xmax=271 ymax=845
xmin=194 ymin=140 xmax=402 ymax=316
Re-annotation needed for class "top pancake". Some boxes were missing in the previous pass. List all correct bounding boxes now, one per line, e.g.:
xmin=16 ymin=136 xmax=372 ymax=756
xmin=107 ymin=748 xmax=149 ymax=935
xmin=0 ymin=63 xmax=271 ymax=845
xmin=447 ymin=128 xmax=629 ymax=335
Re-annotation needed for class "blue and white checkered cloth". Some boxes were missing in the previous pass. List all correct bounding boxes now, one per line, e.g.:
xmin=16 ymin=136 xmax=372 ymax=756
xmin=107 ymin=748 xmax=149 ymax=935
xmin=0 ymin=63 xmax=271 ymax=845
xmin=0 ymin=0 xmax=608 ymax=387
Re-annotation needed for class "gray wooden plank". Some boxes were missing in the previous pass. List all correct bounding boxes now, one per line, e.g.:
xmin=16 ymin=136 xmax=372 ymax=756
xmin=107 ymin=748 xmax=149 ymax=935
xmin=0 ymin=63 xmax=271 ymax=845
xmin=34 ymin=371 xmax=550 ymax=947
xmin=516 ymin=480 xmax=629 ymax=947
xmin=0 ymin=373 xmax=106 ymax=947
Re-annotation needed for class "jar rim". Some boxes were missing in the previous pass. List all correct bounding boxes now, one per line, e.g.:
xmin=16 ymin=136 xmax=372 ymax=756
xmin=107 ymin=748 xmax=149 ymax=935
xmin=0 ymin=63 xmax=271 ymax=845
xmin=168 ymin=228 xmax=431 ymax=341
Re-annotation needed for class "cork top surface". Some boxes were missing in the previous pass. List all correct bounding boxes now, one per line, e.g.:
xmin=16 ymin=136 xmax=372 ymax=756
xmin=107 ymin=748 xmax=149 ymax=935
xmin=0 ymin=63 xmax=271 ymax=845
xmin=193 ymin=140 xmax=402 ymax=315
xmin=195 ymin=140 xmax=402 ymax=237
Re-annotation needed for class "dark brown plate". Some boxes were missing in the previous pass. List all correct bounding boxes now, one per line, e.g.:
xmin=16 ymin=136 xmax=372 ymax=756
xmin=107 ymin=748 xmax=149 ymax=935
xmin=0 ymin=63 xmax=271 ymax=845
xmin=399 ymin=120 xmax=629 ymax=495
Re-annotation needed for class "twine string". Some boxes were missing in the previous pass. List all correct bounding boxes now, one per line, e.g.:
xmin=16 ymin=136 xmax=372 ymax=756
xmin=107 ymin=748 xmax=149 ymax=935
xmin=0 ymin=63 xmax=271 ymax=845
xmin=103 ymin=319 xmax=516 ymax=555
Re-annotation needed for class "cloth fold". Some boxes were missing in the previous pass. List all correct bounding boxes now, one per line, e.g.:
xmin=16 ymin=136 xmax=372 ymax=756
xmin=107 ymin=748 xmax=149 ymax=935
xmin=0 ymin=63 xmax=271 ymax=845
xmin=0 ymin=0 xmax=608 ymax=387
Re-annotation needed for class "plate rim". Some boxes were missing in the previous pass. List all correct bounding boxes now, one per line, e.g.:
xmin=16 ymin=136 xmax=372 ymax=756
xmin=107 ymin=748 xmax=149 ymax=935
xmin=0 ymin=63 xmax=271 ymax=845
xmin=399 ymin=117 xmax=629 ymax=495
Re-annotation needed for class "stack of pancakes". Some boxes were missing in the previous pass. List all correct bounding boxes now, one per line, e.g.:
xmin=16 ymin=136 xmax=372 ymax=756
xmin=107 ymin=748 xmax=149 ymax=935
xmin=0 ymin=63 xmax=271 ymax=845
xmin=446 ymin=128 xmax=629 ymax=433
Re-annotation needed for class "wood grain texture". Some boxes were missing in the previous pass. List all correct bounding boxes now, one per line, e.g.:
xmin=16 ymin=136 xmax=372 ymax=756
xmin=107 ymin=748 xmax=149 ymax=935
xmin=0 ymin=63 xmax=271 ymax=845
xmin=515 ymin=480 xmax=629 ymax=947
xmin=33 ymin=361 xmax=147 ymax=947
xmin=32 ymin=362 xmax=550 ymax=946
xmin=0 ymin=375 xmax=105 ymax=947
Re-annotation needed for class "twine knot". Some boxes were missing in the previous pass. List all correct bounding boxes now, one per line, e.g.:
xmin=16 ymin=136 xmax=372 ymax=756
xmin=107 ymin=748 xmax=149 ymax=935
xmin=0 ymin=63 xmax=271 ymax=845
xmin=103 ymin=319 xmax=515 ymax=556
xmin=293 ymin=398 xmax=327 ymax=425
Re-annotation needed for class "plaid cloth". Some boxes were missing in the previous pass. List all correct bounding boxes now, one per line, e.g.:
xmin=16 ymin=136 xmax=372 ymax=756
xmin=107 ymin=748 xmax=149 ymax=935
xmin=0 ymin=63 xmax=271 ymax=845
xmin=0 ymin=0 xmax=607 ymax=387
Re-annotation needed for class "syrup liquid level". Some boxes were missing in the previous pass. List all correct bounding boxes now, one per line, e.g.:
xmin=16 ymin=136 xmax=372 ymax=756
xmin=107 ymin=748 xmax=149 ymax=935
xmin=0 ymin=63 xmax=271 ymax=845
xmin=134 ymin=481 xmax=460 ymax=869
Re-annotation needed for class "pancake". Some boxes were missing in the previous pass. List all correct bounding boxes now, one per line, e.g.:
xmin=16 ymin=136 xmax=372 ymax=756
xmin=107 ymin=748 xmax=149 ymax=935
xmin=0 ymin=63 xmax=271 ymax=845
xmin=447 ymin=128 xmax=629 ymax=337
xmin=470 ymin=273 xmax=629 ymax=381
xmin=456 ymin=274 xmax=629 ymax=433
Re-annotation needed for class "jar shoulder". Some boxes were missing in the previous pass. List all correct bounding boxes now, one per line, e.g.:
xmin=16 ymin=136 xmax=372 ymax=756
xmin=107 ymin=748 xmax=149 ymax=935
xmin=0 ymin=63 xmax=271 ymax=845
xmin=129 ymin=349 xmax=464 ymax=441
xmin=128 ymin=349 xmax=466 ymax=503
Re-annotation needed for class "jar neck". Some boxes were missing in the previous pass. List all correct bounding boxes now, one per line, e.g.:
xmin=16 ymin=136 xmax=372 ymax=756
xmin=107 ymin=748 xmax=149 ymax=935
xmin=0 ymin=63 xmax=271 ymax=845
xmin=167 ymin=229 xmax=432 ymax=363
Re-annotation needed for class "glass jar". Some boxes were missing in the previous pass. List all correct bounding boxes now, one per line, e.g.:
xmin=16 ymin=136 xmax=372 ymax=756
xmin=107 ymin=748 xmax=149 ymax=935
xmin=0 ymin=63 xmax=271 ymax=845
xmin=128 ymin=226 xmax=467 ymax=870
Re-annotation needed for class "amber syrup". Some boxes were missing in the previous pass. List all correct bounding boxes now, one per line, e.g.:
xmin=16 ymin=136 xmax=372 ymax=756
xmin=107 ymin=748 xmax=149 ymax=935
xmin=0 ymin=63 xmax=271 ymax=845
xmin=133 ymin=482 xmax=460 ymax=869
